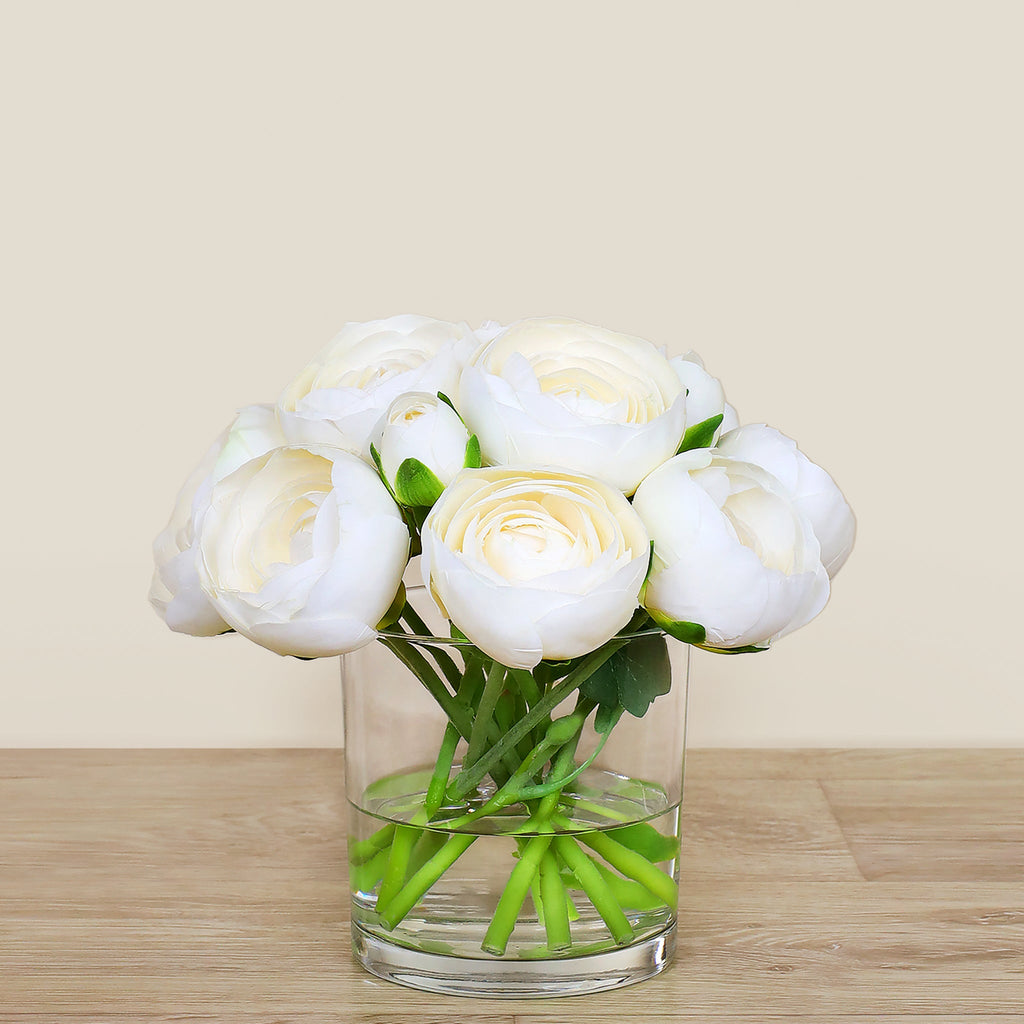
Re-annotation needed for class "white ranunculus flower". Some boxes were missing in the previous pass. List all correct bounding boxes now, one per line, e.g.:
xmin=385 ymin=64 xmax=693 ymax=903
xmin=278 ymin=314 xmax=477 ymax=457
xmin=149 ymin=405 xmax=288 ymax=637
xmin=633 ymin=450 xmax=830 ymax=649
xmin=371 ymin=393 xmax=475 ymax=506
xmin=716 ymin=424 xmax=855 ymax=578
xmin=474 ymin=319 xmax=505 ymax=345
xmin=421 ymin=467 xmax=651 ymax=669
xmin=672 ymin=351 xmax=726 ymax=424
xmin=197 ymin=445 xmax=410 ymax=658
xmin=721 ymin=402 xmax=740 ymax=433
xmin=458 ymin=317 xmax=688 ymax=494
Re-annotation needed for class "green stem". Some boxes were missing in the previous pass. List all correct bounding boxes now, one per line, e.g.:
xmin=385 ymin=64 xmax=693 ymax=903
xmin=398 ymin=609 xmax=464 ymax=689
xmin=534 ymin=699 xmax=594 ymax=820
xmin=383 ymin=650 xmax=520 ymax=786
xmin=510 ymin=667 xmax=546 ymax=749
xmin=530 ymin=876 xmax=546 ymax=930
xmin=511 ymin=688 xmax=535 ymax=762
xmin=571 ymin=823 xmax=679 ymax=909
xmin=350 ymin=845 xmax=390 ymax=894
xmin=494 ymin=689 xmax=515 ymax=737
xmin=567 ymin=892 xmax=581 ymax=922
xmin=482 ymin=834 xmax=552 ymax=956
xmin=539 ymin=849 xmax=572 ymax=951
xmin=594 ymin=862 xmax=666 ymax=912
xmin=553 ymin=836 xmax=634 ymax=946
xmin=405 ymin=829 xmax=448 ymax=878
xmin=465 ymin=660 xmax=506 ymax=769
xmin=450 ymin=643 xmax=625 ymax=801
xmin=424 ymin=720 xmax=461 ymax=818
xmin=376 ymin=822 xmax=421 ymax=910
xmin=435 ymin=708 xmax=592 ymax=832
xmin=349 ymin=823 xmax=396 ymax=866
xmin=379 ymin=638 xmax=472 ymax=740
xmin=377 ymin=833 xmax=477 ymax=929
xmin=562 ymin=797 xmax=633 ymax=823
xmin=508 ymin=667 xmax=541 ymax=708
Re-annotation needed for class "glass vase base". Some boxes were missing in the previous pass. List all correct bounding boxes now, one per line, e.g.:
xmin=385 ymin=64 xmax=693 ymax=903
xmin=352 ymin=921 xmax=676 ymax=998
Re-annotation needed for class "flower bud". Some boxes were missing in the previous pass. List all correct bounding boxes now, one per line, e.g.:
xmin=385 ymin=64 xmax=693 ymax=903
xmin=372 ymin=393 xmax=478 ymax=507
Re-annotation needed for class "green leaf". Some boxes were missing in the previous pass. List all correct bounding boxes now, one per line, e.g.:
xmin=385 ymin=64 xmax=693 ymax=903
xmin=578 ymin=658 xmax=619 ymax=708
xmin=464 ymin=433 xmax=482 ymax=469
xmin=696 ymin=641 xmax=771 ymax=655
xmin=580 ymin=633 xmax=673 ymax=719
xmin=394 ymin=458 xmax=445 ymax=507
xmin=615 ymin=634 xmax=672 ymax=717
xmin=594 ymin=703 xmax=624 ymax=734
xmin=435 ymin=391 xmax=459 ymax=415
xmin=677 ymin=413 xmax=724 ymax=454
xmin=646 ymin=607 xmax=706 ymax=645
xmin=638 ymin=541 xmax=656 ymax=605
xmin=533 ymin=658 xmax=576 ymax=689
xmin=606 ymin=822 xmax=679 ymax=862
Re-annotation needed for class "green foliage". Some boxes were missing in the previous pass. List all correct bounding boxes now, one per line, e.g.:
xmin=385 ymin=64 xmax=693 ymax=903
xmin=646 ymin=607 xmax=706 ymax=645
xmin=593 ymin=702 xmax=624 ymax=734
xmin=464 ymin=433 xmax=482 ymax=468
xmin=533 ymin=658 xmax=576 ymax=689
xmin=606 ymin=821 xmax=680 ymax=862
xmin=579 ymin=633 xmax=672 ymax=719
xmin=677 ymin=413 xmax=724 ymax=453
xmin=435 ymin=391 xmax=459 ymax=415
xmin=394 ymin=458 xmax=445 ymax=508
xmin=697 ymin=641 xmax=771 ymax=655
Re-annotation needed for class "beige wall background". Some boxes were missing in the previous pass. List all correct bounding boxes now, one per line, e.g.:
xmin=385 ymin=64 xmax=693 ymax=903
xmin=1 ymin=1 xmax=1021 ymax=747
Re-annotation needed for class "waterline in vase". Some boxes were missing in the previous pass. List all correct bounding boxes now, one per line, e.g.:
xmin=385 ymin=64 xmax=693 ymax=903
xmin=348 ymin=765 xmax=680 ymax=973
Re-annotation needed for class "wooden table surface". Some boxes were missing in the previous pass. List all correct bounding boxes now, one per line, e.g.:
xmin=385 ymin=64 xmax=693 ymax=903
xmin=1 ymin=749 xmax=1022 ymax=1022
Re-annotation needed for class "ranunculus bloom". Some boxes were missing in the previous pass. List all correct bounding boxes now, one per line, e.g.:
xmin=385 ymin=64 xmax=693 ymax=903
xmin=633 ymin=450 xmax=830 ymax=649
xmin=457 ymin=317 xmax=688 ymax=494
xmin=716 ymin=423 xmax=855 ymax=578
xmin=196 ymin=445 xmax=409 ymax=657
xmin=421 ymin=467 xmax=650 ymax=669
xmin=278 ymin=314 xmax=477 ymax=457
xmin=371 ymin=392 xmax=473 ymax=501
xmin=671 ymin=351 xmax=727 ymax=426
xmin=149 ymin=404 xmax=288 ymax=637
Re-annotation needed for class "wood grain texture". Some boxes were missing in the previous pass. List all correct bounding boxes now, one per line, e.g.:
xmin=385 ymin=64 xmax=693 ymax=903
xmin=822 ymin=778 xmax=1024 ymax=881
xmin=0 ymin=750 xmax=1021 ymax=1020
xmin=516 ymin=1019 xmax=1024 ymax=1024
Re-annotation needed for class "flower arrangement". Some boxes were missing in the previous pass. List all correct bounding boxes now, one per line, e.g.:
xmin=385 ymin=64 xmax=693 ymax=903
xmin=151 ymin=314 xmax=854 ymax=977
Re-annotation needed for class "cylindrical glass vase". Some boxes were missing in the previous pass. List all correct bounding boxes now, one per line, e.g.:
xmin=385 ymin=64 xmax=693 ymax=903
xmin=342 ymin=588 xmax=688 ymax=998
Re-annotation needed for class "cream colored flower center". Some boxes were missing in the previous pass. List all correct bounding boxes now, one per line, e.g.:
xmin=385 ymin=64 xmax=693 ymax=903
xmin=479 ymin=319 xmax=682 ymax=426
xmin=388 ymin=398 xmax=430 ymax=425
xmin=695 ymin=463 xmax=799 ymax=576
xmin=333 ymin=353 xmax=427 ymax=390
xmin=442 ymin=478 xmax=638 ymax=584
xmin=224 ymin=449 xmax=333 ymax=590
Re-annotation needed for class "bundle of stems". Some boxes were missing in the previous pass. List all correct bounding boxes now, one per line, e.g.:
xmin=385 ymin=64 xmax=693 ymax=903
xmin=350 ymin=605 xmax=679 ymax=957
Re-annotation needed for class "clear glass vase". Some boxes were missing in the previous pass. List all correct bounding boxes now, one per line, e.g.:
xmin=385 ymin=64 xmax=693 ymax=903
xmin=341 ymin=586 xmax=688 ymax=997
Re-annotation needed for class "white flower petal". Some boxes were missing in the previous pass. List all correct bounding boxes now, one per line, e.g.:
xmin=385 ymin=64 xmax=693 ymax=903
xmin=372 ymin=392 xmax=471 ymax=491
xmin=195 ymin=445 xmax=409 ymax=658
xmin=422 ymin=466 xmax=649 ymax=667
xmin=459 ymin=317 xmax=689 ymax=494
xmin=634 ymin=451 xmax=831 ymax=647
xmin=150 ymin=404 xmax=289 ymax=637
xmin=278 ymin=315 xmax=476 ymax=457
xmin=717 ymin=423 xmax=856 ymax=578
